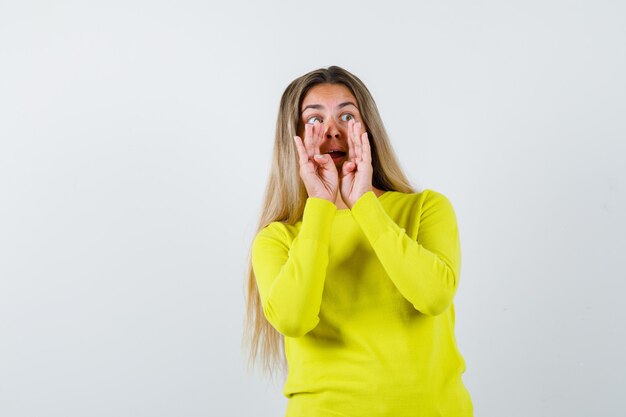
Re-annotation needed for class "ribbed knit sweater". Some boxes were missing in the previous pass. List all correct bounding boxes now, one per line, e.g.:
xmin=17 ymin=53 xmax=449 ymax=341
xmin=252 ymin=190 xmax=473 ymax=416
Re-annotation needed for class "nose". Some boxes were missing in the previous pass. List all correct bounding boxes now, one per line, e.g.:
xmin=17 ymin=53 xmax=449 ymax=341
xmin=323 ymin=118 xmax=342 ymax=140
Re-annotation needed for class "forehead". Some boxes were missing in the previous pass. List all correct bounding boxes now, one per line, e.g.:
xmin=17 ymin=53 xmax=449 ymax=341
xmin=301 ymin=83 xmax=357 ymax=109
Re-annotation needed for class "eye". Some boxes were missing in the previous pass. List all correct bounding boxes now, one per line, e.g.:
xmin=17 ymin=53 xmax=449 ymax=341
xmin=306 ymin=115 xmax=322 ymax=125
xmin=340 ymin=113 xmax=355 ymax=122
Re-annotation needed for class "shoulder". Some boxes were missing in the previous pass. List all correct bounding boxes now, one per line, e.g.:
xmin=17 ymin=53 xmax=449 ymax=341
xmin=383 ymin=188 xmax=453 ymax=208
xmin=383 ymin=188 xmax=457 ymax=220
xmin=418 ymin=189 xmax=459 ymax=229
xmin=252 ymin=220 xmax=298 ymax=249
xmin=421 ymin=189 xmax=456 ymax=211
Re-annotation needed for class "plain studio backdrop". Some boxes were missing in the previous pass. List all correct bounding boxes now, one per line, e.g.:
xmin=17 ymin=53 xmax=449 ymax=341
xmin=1 ymin=0 xmax=624 ymax=416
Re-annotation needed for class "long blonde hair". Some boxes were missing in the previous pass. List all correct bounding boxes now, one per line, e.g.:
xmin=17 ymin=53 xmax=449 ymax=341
xmin=243 ymin=66 xmax=416 ymax=376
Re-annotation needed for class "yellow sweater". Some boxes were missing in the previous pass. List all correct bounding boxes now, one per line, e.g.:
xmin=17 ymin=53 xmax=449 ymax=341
xmin=252 ymin=190 xmax=473 ymax=416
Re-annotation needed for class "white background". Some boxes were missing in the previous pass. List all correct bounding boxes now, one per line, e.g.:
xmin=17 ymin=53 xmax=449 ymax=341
xmin=1 ymin=1 xmax=625 ymax=416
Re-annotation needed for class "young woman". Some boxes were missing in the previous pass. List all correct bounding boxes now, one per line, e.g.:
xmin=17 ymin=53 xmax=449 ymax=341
xmin=244 ymin=66 xmax=473 ymax=416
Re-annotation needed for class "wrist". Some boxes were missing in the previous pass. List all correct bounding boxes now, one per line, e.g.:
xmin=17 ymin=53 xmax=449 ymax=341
xmin=347 ymin=189 xmax=374 ymax=209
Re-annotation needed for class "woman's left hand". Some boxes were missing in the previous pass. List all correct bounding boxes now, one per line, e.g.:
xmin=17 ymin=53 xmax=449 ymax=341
xmin=339 ymin=119 xmax=374 ymax=208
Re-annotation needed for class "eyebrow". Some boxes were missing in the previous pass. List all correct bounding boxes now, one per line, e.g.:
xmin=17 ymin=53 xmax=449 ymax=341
xmin=301 ymin=101 xmax=358 ymax=113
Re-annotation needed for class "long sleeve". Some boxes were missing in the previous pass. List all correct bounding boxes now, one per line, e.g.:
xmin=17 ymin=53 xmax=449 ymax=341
xmin=350 ymin=190 xmax=461 ymax=316
xmin=251 ymin=197 xmax=337 ymax=337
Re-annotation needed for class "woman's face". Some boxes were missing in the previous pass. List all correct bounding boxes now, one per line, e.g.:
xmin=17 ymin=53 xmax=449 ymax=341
xmin=298 ymin=83 xmax=365 ymax=168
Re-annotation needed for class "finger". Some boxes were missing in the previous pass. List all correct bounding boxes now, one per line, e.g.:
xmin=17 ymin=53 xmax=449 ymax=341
xmin=347 ymin=119 xmax=356 ymax=161
xmin=347 ymin=131 xmax=356 ymax=163
xmin=361 ymin=131 xmax=372 ymax=164
xmin=303 ymin=123 xmax=314 ymax=157
xmin=314 ymin=153 xmax=336 ymax=173
xmin=313 ymin=120 xmax=322 ymax=155
xmin=341 ymin=159 xmax=356 ymax=177
xmin=293 ymin=136 xmax=309 ymax=166
xmin=353 ymin=121 xmax=363 ymax=161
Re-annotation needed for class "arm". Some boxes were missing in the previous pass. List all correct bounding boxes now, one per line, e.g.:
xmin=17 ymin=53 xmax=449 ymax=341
xmin=251 ymin=197 xmax=336 ymax=337
xmin=351 ymin=190 xmax=461 ymax=316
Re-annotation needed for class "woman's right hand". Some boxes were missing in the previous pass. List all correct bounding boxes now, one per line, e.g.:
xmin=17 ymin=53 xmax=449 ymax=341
xmin=293 ymin=121 xmax=338 ymax=203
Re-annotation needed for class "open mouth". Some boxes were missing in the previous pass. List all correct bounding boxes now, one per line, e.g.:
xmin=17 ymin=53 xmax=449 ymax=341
xmin=326 ymin=151 xmax=347 ymax=161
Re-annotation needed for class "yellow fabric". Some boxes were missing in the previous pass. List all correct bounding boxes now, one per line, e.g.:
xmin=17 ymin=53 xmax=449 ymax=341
xmin=252 ymin=190 xmax=473 ymax=416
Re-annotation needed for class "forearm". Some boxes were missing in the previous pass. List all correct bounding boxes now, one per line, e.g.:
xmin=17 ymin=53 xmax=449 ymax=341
xmin=252 ymin=197 xmax=336 ymax=337
xmin=351 ymin=191 xmax=461 ymax=316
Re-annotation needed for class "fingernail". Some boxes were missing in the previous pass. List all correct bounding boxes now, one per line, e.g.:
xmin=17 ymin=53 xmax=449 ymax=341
xmin=314 ymin=154 xmax=324 ymax=159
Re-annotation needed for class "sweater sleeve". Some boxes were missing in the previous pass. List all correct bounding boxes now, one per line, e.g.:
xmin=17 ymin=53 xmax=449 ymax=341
xmin=251 ymin=197 xmax=336 ymax=337
xmin=350 ymin=190 xmax=461 ymax=316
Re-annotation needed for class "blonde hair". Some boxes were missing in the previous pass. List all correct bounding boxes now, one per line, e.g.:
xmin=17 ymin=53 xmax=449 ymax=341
xmin=243 ymin=66 xmax=417 ymax=377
